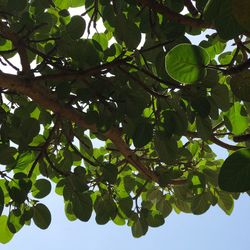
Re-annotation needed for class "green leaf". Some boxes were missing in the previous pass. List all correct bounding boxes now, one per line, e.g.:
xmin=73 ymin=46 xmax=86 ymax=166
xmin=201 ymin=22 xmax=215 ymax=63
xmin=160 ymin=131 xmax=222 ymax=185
xmin=156 ymin=197 xmax=172 ymax=217
xmin=0 ymin=144 xmax=16 ymax=165
xmin=92 ymin=33 xmax=108 ymax=50
xmin=19 ymin=118 xmax=40 ymax=145
xmin=71 ymin=192 xmax=92 ymax=222
xmin=230 ymin=71 xmax=250 ymax=102
xmin=64 ymin=200 xmax=77 ymax=221
xmin=132 ymin=119 xmax=153 ymax=148
xmin=163 ymin=110 xmax=188 ymax=135
xmin=70 ymin=0 xmax=85 ymax=8
xmin=0 ymin=216 xmax=13 ymax=244
xmin=224 ymin=102 xmax=248 ymax=135
xmin=94 ymin=194 xmax=117 ymax=225
xmin=191 ymin=193 xmax=210 ymax=215
xmin=165 ymin=44 xmax=210 ymax=84
xmin=174 ymin=199 xmax=191 ymax=213
xmin=9 ymin=186 xmax=27 ymax=204
xmin=191 ymin=96 xmax=210 ymax=117
xmin=131 ymin=218 xmax=148 ymax=238
xmin=211 ymin=84 xmax=231 ymax=111
xmin=7 ymin=209 xmax=24 ymax=234
xmin=32 ymin=179 xmax=52 ymax=199
xmin=66 ymin=15 xmax=86 ymax=39
xmin=118 ymin=197 xmax=133 ymax=218
xmin=218 ymin=148 xmax=250 ymax=192
xmin=196 ymin=116 xmax=212 ymax=140
xmin=101 ymin=163 xmax=118 ymax=184
xmin=204 ymin=0 xmax=244 ymax=39
xmin=114 ymin=15 xmax=141 ymax=50
xmin=154 ymin=132 xmax=178 ymax=164
xmin=146 ymin=211 xmax=165 ymax=228
xmin=33 ymin=203 xmax=52 ymax=230
xmin=217 ymin=191 xmax=234 ymax=215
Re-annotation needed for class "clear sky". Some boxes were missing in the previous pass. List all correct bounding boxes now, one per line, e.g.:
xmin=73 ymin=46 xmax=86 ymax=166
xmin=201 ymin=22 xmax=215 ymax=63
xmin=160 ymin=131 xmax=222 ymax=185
xmin=3 ymin=192 xmax=250 ymax=250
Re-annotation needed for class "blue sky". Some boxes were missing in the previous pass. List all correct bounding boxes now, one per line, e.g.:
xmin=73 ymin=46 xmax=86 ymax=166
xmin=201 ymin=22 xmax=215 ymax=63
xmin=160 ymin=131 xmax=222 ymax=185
xmin=3 ymin=192 xmax=250 ymax=250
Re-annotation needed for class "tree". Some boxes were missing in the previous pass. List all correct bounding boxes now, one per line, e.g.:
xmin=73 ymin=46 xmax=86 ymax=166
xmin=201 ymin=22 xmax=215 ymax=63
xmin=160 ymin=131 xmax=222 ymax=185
xmin=0 ymin=0 xmax=249 ymax=243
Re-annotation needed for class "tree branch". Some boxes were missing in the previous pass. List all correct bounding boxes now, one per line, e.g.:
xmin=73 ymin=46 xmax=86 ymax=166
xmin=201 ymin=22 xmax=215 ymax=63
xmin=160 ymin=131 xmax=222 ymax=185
xmin=124 ymin=62 xmax=183 ymax=89
xmin=184 ymin=0 xmax=199 ymax=17
xmin=136 ymin=0 xmax=211 ymax=28
xmin=224 ymin=58 xmax=250 ymax=75
xmin=0 ymin=73 xmax=159 ymax=183
xmin=28 ymin=119 xmax=60 ymax=178
xmin=186 ymin=131 xmax=244 ymax=151
xmin=32 ymin=58 xmax=130 ymax=82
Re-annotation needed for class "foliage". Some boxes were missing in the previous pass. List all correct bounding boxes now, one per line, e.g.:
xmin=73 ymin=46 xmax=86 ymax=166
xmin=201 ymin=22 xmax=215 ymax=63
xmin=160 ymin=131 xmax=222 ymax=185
xmin=0 ymin=0 xmax=249 ymax=242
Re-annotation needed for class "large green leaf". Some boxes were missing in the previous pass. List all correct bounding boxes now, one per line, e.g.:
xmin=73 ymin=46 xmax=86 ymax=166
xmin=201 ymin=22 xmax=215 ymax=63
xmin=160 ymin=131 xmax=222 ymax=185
xmin=19 ymin=118 xmax=40 ymax=145
xmin=118 ymin=197 xmax=133 ymax=218
xmin=114 ymin=15 xmax=141 ymax=50
xmin=156 ymin=197 xmax=172 ymax=218
xmin=165 ymin=44 xmax=210 ymax=84
xmin=131 ymin=218 xmax=148 ymax=238
xmin=33 ymin=203 xmax=52 ymax=230
xmin=191 ymin=193 xmax=210 ymax=215
xmin=204 ymin=0 xmax=244 ymax=39
xmin=163 ymin=110 xmax=188 ymax=135
xmin=217 ymin=191 xmax=234 ymax=215
xmin=211 ymin=84 xmax=231 ymax=111
xmin=101 ymin=163 xmax=118 ymax=184
xmin=71 ymin=192 xmax=92 ymax=222
xmin=32 ymin=179 xmax=52 ymax=199
xmin=218 ymin=148 xmax=250 ymax=192
xmin=146 ymin=211 xmax=165 ymax=228
xmin=224 ymin=102 xmax=248 ymax=135
xmin=196 ymin=116 xmax=212 ymax=140
xmin=154 ymin=132 xmax=178 ymax=164
xmin=66 ymin=15 xmax=86 ymax=39
xmin=94 ymin=194 xmax=117 ymax=225
xmin=132 ymin=119 xmax=153 ymax=148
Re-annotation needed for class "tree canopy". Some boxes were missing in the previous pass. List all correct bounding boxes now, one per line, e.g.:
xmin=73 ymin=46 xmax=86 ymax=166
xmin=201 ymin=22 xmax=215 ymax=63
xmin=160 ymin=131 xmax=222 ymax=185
xmin=0 ymin=0 xmax=250 ymax=243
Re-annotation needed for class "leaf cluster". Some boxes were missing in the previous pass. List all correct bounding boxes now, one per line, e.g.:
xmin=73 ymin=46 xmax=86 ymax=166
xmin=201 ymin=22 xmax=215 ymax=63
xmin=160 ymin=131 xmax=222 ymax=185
xmin=0 ymin=0 xmax=249 ymax=242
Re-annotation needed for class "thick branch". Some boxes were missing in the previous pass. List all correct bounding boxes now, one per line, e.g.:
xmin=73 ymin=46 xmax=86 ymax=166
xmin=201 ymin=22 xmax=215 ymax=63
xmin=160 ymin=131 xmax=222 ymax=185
xmin=0 ymin=73 xmax=159 ymax=182
xmin=136 ymin=0 xmax=211 ymax=29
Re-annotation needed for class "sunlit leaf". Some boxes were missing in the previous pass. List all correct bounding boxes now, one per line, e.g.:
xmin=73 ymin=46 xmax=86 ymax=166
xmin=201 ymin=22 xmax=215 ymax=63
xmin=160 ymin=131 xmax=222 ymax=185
xmin=0 ymin=216 xmax=13 ymax=244
xmin=165 ymin=44 xmax=210 ymax=83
